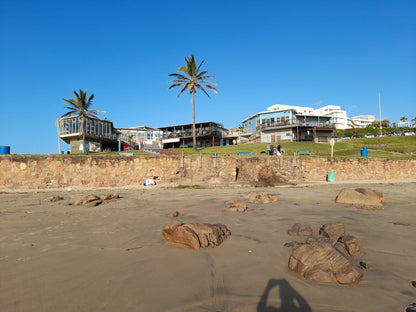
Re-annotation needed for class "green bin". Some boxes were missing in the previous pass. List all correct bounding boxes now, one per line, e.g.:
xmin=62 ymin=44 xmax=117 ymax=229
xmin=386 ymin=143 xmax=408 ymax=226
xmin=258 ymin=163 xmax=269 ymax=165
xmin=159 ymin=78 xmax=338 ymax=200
xmin=327 ymin=172 xmax=336 ymax=182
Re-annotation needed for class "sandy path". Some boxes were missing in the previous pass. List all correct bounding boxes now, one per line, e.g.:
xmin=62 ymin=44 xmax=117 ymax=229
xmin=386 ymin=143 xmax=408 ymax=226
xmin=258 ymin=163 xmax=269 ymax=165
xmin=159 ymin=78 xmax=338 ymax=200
xmin=0 ymin=183 xmax=415 ymax=311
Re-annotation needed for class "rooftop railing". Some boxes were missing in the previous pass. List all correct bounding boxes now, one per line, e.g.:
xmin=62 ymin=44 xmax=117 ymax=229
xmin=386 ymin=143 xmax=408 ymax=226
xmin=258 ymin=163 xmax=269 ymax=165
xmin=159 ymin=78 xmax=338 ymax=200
xmin=162 ymin=129 xmax=224 ymax=138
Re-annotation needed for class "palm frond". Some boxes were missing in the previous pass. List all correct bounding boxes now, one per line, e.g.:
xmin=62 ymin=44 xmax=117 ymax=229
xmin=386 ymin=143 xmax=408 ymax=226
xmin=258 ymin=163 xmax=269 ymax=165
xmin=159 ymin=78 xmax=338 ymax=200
xmin=177 ymin=84 xmax=190 ymax=97
xmin=196 ymin=59 xmax=206 ymax=74
xmin=204 ymin=84 xmax=219 ymax=94
xmin=168 ymin=83 xmax=186 ymax=90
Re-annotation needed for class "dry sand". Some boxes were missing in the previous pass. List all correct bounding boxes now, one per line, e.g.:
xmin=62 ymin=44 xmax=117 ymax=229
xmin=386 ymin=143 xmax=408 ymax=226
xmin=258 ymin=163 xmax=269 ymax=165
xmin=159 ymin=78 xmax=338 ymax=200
xmin=1 ymin=182 xmax=415 ymax=312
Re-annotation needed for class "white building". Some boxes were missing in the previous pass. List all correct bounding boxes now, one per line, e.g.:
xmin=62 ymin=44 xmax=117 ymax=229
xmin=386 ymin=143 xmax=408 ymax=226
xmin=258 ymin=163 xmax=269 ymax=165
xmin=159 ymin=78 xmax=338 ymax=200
xmin=266 ymin=104 xmax=374 ymax=129
xmin=267 ymin=104 xmax=314 ymax=115
xmin=349 ymin=115 xmax=376 ymax=128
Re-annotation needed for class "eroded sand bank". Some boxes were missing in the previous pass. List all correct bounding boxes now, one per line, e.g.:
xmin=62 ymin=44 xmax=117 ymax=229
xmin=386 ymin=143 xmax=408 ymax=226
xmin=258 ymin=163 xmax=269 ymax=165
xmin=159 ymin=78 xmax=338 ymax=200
xmin=1 ymin=182 xmax=415 ymax=312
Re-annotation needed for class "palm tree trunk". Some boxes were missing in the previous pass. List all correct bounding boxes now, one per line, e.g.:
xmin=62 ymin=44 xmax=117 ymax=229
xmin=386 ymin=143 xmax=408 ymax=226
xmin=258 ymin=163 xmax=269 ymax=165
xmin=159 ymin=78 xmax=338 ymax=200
xmin=192 ymin=92 xmax=197 ymax=151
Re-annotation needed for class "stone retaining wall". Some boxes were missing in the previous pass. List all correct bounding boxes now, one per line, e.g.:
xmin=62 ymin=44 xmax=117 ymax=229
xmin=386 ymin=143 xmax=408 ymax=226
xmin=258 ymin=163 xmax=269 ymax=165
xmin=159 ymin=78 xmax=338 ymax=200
xmin=0 ymin=155 xmax=415 ymax=190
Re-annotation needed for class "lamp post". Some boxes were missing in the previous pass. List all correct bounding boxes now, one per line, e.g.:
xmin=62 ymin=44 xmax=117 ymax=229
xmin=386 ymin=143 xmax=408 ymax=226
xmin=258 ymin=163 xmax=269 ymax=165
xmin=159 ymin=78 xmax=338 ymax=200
xmin=55 ymin=117 xmax=61 ymax=154
xmin=379 ymin=93 xmax=382 ymax=136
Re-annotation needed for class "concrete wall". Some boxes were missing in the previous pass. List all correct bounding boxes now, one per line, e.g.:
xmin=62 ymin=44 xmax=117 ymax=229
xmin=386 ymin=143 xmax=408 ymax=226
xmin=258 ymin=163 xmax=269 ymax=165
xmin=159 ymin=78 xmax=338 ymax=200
xmin=0 ymin=155 xmax=415 ymax=190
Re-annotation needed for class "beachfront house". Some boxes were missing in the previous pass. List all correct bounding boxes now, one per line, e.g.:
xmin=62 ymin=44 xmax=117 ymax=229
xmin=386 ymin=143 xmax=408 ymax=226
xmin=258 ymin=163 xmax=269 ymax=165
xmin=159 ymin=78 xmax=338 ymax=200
xmin=241 ymin=106 xmax=334 ymax=143
xmin=57 ymin=116 xmax=118 ymax=153
xmin=159 ymin=121 xmax=236 ymax=148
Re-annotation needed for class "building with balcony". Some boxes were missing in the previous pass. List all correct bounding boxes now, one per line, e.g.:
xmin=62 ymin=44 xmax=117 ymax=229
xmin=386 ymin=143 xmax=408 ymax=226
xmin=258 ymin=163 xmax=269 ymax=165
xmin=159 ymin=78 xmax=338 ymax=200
xmin=58 ymin=116 xmax=118 ymax=153
xmin=241 ymin=107 xmax=334 ymax=143
xmin=159 ymin=121 xmax=234 ymax=148
xmin=115 ymin=126 xmax=164 ymax=150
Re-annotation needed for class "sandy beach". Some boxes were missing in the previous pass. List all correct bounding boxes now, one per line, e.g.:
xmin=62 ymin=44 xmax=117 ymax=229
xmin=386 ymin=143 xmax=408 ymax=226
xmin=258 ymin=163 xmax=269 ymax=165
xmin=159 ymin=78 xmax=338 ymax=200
xmin=1 ymin=182 xmax=415 ymax=312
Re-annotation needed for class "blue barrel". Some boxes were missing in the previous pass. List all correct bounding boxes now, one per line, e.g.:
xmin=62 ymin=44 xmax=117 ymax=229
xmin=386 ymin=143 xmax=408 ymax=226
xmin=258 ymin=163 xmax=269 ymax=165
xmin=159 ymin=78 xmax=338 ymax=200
xmin=0 ymin=146 xmax=10 ymax=154
xmin=327 ymin=172 xmax=336 ymax=182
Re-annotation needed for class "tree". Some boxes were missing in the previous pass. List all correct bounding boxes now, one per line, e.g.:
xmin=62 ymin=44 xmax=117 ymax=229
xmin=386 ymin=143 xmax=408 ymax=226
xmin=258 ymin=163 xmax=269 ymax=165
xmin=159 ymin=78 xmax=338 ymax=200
xmin=412 ymin=117 xmax=416 ymax=126
xmin=369 ymin=119 xmax=390 ymax=128
xmin=62 ymin=90 xmax=105 ymax=155
xmin=400 ymin=116 xmax=408 ymax=122
xmin=168 ymin=55 xmax=218 ymax=150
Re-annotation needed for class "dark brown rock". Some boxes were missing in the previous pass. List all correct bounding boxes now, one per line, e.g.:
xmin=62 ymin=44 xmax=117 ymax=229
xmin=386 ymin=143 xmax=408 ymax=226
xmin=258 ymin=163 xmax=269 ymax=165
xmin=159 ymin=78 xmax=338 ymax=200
xmin=406 ymin=303 xmax=416 ymax=312
xmin=284 ymin=241 xmax=305 ymax=248
xmin=162 ymin=221 xmax=231 ymax=249
xmin=166 ymin=211 xmax=183 ymax=218
xmin=319 ymin=222 xmax=346 ymax=240
xmin=288 ymin=224 xmax=313 ymax=236
xmin=74 ymin=195 xmax=103 ymax=207
xmin=45 ymin=196 xmax=63 ymax=202
xmin=335 ymin=188 xmax=382 ymax=208
xmin=102 ymin=194 xmax=120 ymax=201
xmin=241 ymin=191 xmax=278 ymax=204
xmin=288 ymin=242 xmax=362 ymax=285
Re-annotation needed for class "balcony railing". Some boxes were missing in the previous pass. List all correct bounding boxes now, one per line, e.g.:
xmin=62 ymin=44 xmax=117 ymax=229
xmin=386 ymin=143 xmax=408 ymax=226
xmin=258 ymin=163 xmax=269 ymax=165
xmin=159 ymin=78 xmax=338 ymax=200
xmin=246 ymin=120 xmax=334 ymax=133
xmin=162 ymin=129 xmax=224 ymax=138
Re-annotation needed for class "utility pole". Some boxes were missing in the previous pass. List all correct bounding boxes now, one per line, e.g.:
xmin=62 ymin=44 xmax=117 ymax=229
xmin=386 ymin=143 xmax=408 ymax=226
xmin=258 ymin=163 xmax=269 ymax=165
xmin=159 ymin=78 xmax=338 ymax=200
xmin=379 ymin=93 xmax=382 ymax=136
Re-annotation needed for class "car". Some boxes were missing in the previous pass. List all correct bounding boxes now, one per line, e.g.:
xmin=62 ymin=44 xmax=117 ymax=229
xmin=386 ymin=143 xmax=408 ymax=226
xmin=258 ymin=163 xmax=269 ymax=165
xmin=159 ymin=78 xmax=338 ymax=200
xmin=376 ymin=133 xmax=385 ymax=138
xmin=352 ymin=135 xmax=361 ymax=139
xmin=342 ymin=136 xmax=351 ymax=139
xmin=389 ymin=131 xmax=399 ymax=136
xmin=364 ymin=134 xmax=375 ymax=138
xmin=403 ymin=131 xmax=415 ymax=136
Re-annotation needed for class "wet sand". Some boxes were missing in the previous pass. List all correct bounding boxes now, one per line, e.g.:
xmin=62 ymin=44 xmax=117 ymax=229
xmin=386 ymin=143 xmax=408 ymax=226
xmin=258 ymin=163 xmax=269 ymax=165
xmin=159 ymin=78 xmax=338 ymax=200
xmin=1 ymin=182 xmax=415 ymax=312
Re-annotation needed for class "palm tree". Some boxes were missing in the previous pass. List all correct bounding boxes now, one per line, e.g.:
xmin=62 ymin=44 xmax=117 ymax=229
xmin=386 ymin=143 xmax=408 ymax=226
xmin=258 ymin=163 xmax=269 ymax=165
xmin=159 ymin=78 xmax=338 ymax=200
xmin=168 ymin=55 xmax=218 ymax=150
xmin=62 ymin=89 xmax=105 ymax=155
xmin=412 ymin=117 xmax=416 ymax=127
xmin=400 ymin=116 xmax=408 ymax=125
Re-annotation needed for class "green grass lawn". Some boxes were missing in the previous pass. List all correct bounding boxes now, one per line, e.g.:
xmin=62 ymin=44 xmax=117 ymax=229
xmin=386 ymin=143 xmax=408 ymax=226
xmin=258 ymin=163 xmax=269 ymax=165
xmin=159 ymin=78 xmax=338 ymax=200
xmin=67 ymin=136 xmax=416 ymax=159
xmin=173 ymin=136 xmax=416 ymax=159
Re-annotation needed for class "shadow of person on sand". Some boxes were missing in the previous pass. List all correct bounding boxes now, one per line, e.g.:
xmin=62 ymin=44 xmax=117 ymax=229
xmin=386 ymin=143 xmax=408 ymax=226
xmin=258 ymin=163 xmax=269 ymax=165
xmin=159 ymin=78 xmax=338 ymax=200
xmin=257 ymin=279 xmax=312 ymax=312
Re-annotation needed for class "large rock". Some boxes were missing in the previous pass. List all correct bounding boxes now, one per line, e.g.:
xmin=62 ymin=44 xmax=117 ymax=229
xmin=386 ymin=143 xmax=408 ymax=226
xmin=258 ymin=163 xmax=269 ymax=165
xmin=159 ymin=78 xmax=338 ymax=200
xmin=335 ymin=189 xmax=383 ymax=208
xmin=241 ymin=191 xmax=278 ymax=204
xmin=355 ymin=188 xmax=385 ymax=203
xmin=74 ymin=195 xmax=103 ymax=207
xmin=162 ymin=221 xmax=231 ymax=249
xmin=225 ymin=201 xmax=247 ymax=212
xmin=288 ymin=224 xmax=313 ymax=236
xmin=288 ymin=242 xmax=362 ymax=285
xmin=319 ymin=222 xmax=346 ymax=240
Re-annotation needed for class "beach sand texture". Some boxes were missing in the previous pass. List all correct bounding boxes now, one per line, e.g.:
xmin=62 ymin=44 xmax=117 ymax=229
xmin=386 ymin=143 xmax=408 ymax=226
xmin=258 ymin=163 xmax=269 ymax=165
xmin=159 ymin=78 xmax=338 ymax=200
xmin=1 ymin=183 xmax=415 ymax=312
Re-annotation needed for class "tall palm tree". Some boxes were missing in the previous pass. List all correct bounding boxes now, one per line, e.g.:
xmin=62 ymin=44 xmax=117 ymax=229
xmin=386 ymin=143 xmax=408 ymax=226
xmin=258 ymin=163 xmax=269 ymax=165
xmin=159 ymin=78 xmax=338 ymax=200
xmin=168 ymin=55 xmax=218 ymax=150
xmin=62 ymin=89 xmax=105 ymax=155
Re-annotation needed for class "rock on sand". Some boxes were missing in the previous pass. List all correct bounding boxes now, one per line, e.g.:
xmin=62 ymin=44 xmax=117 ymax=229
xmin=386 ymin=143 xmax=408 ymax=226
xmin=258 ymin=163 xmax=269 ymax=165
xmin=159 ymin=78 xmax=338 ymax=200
xmin=162 ymin=221 xmax=231 ymax=249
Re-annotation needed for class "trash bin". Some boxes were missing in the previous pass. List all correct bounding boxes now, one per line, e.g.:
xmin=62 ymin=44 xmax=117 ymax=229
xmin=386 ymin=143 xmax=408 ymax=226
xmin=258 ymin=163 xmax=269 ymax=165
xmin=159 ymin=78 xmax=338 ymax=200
xmin=361 ymin=146 xmax=368 ymax=157
xmin=327 ymin=172 xmax=336 ymax=182
xmin=0 ymin=146 xmax=10 ymax=154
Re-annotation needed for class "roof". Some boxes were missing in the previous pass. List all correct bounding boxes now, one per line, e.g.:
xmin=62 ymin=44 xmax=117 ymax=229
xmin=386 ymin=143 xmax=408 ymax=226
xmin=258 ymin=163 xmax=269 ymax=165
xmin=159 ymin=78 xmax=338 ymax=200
xmin=242 ymin=109 xmax=297 ymax=123
xmin=158 ymin=121 xmax=227 ymax=131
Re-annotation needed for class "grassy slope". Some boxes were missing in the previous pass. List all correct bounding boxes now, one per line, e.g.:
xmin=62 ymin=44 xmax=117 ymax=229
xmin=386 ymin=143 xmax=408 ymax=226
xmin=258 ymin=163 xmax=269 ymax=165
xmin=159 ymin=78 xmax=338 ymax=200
xmin=78 ymin=136 xmax=416 ymax=159
xmin=175 ymin=136 xmax=416 ymax=159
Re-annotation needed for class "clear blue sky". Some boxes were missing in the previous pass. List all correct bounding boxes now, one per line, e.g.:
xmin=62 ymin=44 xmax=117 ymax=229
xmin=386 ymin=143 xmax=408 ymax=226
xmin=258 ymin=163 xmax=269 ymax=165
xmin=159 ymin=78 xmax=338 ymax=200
xmin=1 ymin=0 xmax=415 ymax=154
